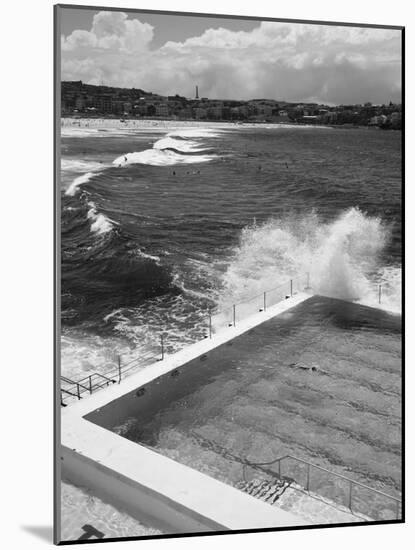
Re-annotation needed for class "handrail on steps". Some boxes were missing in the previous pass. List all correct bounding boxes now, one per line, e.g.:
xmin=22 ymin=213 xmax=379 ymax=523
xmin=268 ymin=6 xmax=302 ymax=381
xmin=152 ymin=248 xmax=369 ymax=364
xmin=242 ymin=453 xmax=401 ymax=519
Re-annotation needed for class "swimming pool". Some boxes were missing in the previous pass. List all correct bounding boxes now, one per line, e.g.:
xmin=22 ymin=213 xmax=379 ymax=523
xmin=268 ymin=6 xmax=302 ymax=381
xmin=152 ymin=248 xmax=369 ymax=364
xmin=86 ymin=296 xmax=401 ymax=523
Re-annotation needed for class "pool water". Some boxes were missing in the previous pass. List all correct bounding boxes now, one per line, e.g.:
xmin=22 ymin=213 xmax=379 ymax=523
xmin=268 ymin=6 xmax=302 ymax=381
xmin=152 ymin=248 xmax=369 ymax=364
xmin=108 ymin=296 xmax=402 ymax=522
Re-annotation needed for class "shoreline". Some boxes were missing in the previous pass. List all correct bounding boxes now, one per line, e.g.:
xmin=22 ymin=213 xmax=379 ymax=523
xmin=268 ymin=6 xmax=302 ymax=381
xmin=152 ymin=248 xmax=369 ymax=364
xmin=60 ymin=116 xmax=396 ymax=132
xmin=60 ymin=117 xmax=333 ymax=133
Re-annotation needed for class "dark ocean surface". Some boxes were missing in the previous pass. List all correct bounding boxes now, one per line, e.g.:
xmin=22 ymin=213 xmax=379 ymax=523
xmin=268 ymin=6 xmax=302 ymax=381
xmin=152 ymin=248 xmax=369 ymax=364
xmin=60 ymin=121 xmax=401 ymax=379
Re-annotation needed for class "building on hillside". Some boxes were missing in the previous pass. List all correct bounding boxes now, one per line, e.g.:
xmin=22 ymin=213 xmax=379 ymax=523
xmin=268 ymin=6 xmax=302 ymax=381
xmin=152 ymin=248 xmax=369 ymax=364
xmin=273 ymin=110 xmax=290 ymax=122
xmin=208 ymin=105 xmax=223 ymax=119
xmin=390 ymin=112 xmax=401 ymax=125
xmin=178 ymin=107 xmax=193 ymax=119
xmin=155 ymin=103 xmax=170 ymax=117
xmin=257 ymin=105 xmax=273 ymax=117
xmin=194 ymin=107 xmax=208 ymax=119
xmin=95 ymin=95 xmax=113 ymax=113
xmin=75 ymin=96 xmax=86 ymax=111
xmin=301 ymin=115 xmax=319 ymax=124
xmin=111 ymin=100 xmax=124 ymax=114
xmin=369 ymin=114 xmax=388 ymax=126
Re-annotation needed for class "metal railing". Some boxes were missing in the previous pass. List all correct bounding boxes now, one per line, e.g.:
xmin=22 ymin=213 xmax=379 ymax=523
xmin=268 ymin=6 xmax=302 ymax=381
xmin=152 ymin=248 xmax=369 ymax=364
xmin=241 ymin=454 xmax=401 ymax=520
xmin=60 ymin=273 xmax=311 ymax=405
xmin=373 ymin=283 xmax=393 ymax=305
xmin=60 ymin=372 xmax=118 ymax=404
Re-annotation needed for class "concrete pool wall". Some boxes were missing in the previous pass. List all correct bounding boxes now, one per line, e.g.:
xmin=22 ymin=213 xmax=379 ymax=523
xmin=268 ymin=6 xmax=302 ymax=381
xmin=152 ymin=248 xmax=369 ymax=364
xmin=61 ymin=292 xmax=312 ymax=536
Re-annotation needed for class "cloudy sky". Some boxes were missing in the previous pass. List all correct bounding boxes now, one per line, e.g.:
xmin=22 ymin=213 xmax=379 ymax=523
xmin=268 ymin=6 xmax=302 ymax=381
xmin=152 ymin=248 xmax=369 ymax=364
xmin=60 ymin=8 xmax=402 ymax=105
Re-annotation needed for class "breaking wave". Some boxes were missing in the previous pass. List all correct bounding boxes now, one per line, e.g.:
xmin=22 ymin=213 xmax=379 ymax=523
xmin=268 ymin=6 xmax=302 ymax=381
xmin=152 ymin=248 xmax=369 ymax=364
xmin=61 ymin=158 xmax=108 ymax=195
xmin=66 ymin=171 xmax=96 ymax=196
xmin=168 ymin=128 xmax=223 ymax=139
xmin=153 ymin=136 xmax=208 ymax=153
xmin=87 ymin=201 xmax=115 ymax=235
xmin=113 ymin=127 xmax=220 ymax=167
xmin=219 ymin=208 xmax=401 ymax=313
xmin=61 ymin=159 xmax=105 ymax=173
xmin=113 ymin=149 xmax=215 ymax=166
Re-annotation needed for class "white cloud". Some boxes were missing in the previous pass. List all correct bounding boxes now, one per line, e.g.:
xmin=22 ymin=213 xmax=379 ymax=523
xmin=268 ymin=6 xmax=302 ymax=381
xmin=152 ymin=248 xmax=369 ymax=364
xmin=62 ymin=11 xmax=154 ymax=53
xmin=62 ymin=30 xmax=97 ymax=51
xmin=61 ymin=12 xmax=402 ymax=104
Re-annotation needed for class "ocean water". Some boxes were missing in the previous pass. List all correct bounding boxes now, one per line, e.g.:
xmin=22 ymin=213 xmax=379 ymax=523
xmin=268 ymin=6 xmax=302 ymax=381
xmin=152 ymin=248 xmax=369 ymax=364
xmin=60 ymin=122 xmax=402 ymax=380
xmin=61 ymin=481 xmax=163 ymax=540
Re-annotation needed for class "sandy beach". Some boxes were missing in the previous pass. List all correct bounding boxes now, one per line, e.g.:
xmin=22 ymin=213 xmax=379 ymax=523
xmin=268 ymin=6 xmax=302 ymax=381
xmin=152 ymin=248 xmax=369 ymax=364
xmin=60 ymin=117 xmax=328 ymax=138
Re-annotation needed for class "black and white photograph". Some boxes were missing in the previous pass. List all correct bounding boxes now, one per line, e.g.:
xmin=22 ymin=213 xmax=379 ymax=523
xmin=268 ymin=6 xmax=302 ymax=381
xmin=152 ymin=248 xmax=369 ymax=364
xmin=55 ymin=4 xmax=403 ymax=545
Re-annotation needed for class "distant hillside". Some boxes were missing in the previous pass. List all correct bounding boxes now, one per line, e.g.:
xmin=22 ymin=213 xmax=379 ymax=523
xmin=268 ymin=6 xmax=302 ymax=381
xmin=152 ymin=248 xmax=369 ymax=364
xmin=61 ymin=80 xmax=153 ymax=99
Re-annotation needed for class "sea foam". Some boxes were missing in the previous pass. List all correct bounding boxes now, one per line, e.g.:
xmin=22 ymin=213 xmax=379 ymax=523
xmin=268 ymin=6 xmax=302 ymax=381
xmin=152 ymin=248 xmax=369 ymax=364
xmin=153 ymin=136 xmax=208 ymax=153
xmin=113 ymin=127 xmax=219 ymax=167
xmin=113 ymin=148 xmax=215 ymax=167
xmin=65 ymin=172 xmax=96 ymax=196
xmin=219 ymin=208 xmax=401 ymax=314
xmin=87 ymin=202 xmax=114 ymax=235
xmin=61 ymin=159 xmax=105 ymax=174
xmin=168 ymin=128 xmax=223 ymax=139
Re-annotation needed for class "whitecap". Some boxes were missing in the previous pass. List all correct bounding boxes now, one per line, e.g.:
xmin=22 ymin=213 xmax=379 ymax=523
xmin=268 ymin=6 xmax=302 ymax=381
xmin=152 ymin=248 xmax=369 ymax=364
xmin=167 ymin=128 xmax=224 ymax=139
xmin=113 ymin=149 xmax=215 ymax=167
xmin=153 ymin=136 xmax=208 ymax=153
xmin=87 ymin=201 xmax=114 ymax=235
xmin=217 ymin=208 xmax=401 ymax=314
xmin=61 ymin=159 xmax=105 ymax=174
xmin=65 ymin=172 xmax=95 ymax=196
xmin=137 ymin=249 xmax=161 ymax=263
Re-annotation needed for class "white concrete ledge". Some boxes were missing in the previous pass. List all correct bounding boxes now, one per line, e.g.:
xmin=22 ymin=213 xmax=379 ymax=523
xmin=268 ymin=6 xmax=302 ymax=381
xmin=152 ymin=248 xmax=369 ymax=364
xmin=62 ymin=424 xmax=303 ymax=533
xmin=61 ymin=293 xmax=312 ymax=536
xmin=63 ymin=292 xmax=311 ymax=417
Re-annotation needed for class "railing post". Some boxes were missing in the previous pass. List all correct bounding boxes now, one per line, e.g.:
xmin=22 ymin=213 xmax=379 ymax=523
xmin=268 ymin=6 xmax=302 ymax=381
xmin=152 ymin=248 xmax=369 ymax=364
xmin=209 ymin=311 xmax=212 ymax=339
xmin=233 ymin=304 xmax=236 ymax=327
xmin=290 ymin=279 xmax=293 ymax=297
xmin=76 ymin=383 xmax=80 ymax=400
xmin=89 ymin=375 xmax=93 ymax=394
xmin=161 ymin=334 xmax=164 ymax=360
xmin=117 ymin=355 xmax=122 ymax=383
xmin=244 ymin=453 xmax=399 ymax=520
xmin=379 ymin=284 xmax=382 ymax=304
xmin=263 ymin=291 xmax=266 ymax=312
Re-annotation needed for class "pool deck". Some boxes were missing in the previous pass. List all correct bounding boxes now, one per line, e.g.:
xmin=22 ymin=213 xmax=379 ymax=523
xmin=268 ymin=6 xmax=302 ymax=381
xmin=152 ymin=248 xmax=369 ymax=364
xmin=61 ymin=292 xmax=314 ymax=537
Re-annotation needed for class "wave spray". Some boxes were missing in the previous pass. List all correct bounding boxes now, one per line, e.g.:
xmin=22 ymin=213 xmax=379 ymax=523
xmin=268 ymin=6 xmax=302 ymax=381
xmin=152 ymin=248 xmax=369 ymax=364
xmin=220 ymin=208 xmax=400 ymax=313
